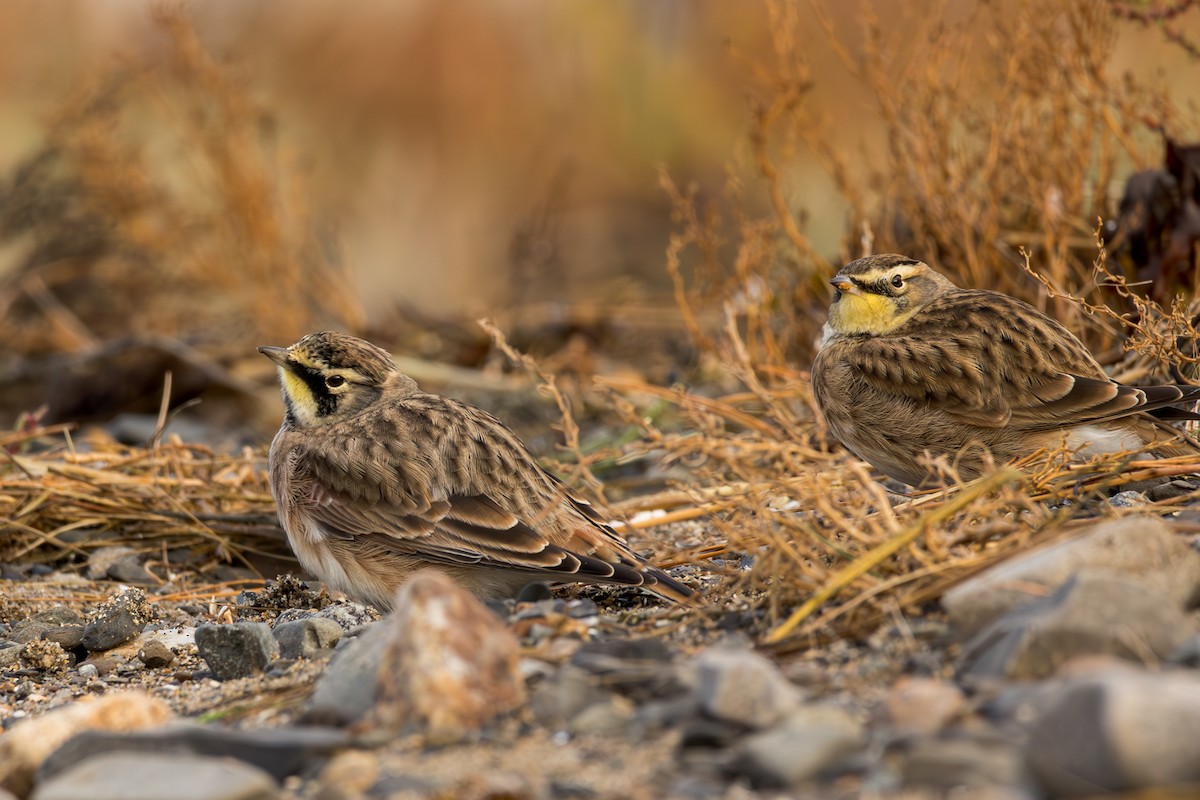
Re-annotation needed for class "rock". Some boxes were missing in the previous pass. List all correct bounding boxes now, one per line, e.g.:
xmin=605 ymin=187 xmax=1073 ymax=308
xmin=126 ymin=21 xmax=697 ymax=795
xmin=1106 ymin=489 xmax=1146 ymax=509
xmin=20 ymin=639 xmax=70 ymax=674
xmin=959 ymin=569 xmax=1197 ymax=680
xmin=570 ymin=638 xmax=682 ymax=700
xmin=77 ymin=664 xmax=98 ymax=680
xmin=315 ymin=603 xmax=379 ymax=631
xmin=9 ymin=622 xmax=50 ymax=644
xmin=567 ymin=697 xmax=636 ymax=738
xmin=85 ymin=547 xmax=139 ymax=581
xmin=725 ymin=705 xmax=864 ymax=788
xmin=38 ymin=722 xmax=349 ymax=783
xmin=884 ymin=676 xmax=966 ymax=736
xmin=41 ymin=626 xmax=84 ymax=650
xmin=305 ymin=625 xmax=395 ymax=726
xmin=30 ymin=608 xmax=84 ymax=627
xmin=105 ymin=556 xmax=157 ymax=585
xmin=1025 ymin=668 xmax=1200 ymax=796
xmin=530 ymin=666 xmax=612 ymax=729
xmin=137 ymin=639 xmax=175 ymax=669
xmin=30 ymin=752 xmax=279 ymax=800
xmin=1147 ymin=479 xmax=1198 ymax=502
xmin=272 ymin=618 xmax=342 ymax=660
xmin=314 ymin=749 xmax=380 ymax=797
xmin=943 ymin=516 xmax=1200 ymax=638
xmin=901 ymin=732 xmax=1029 ymax=790
xmin=368 ymin=569 xmax=525 ymax=739
xmin=195 ymin=623 xmax=279 ymax=681
xmin=0 ymin=692 xmax=172 ymax=797
xmin=694 ymin=645 xmax=802 ymax=729
xmin=81 ymin=588 xmax=154 ymax=653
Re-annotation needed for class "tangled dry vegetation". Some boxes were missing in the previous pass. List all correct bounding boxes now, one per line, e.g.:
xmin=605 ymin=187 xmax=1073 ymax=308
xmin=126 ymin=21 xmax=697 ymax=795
xmin=5 ymin=0 xmax=1200 ymax=652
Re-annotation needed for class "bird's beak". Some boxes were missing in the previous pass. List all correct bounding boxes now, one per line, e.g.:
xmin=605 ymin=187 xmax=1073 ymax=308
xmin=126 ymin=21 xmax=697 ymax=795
xmin=257 ymin=346 xmax=290 ymax=367
xmin=830 ymin=277 xmax=856 ymax=294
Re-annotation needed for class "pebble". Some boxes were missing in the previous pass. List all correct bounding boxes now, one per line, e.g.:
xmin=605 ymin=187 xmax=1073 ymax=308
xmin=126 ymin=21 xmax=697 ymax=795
xmin=195 ymin=623 xmax=280 ymax=681
xmin=724 ymin=705 xmax=864 ymax=788
xmin=1025 ymin=667 xmax=1200 ymax=795
xmin=31 ymin=608 xmax=85 ymax=627
xmin=942 ymin=516 xmax=1200 ymax=639
xmin=271 ymin=618 xmax=342 ymax=660
xmin=529 ymin=666 xmax=612 ymax=729
xmin=82 ymin=588 xmax=154 ymax=653
xmin=20 ymin=640 xmax=70 ymax=674
xmin=567 ymin=696 xmax=637 ymax=738
xmin=30 ymin=752 xmax=279 ymax=800
xmin=137 ymin=639 xmax=175 ymax=669
xmin=315 ymin=603 xmax=379 ymax=631
xmin=694 ymin=645 xmax=803 ymax=729
xmin=901 ymin=732 xmax=1029 ymax=791
xmin=369 ymin=569 xmax=525 ymax=739
xmin=41 ymin=625 xmax=85 ymax=650
xmin=959 ymin=569 xmax=1196 ymax=679
xmin=884 ymin=676 xmax=966 ymax=737
xmin=0 ymin=692 xmax=172 ymax=797
xmin=38 ymin=723 xmax=349 ymax=783
xmin=85 ymin=547 xmax=140 ymax=581
xmin=304 ymin=625 xmax=395 ymax=726
xmin=570 ymin=638 xmax=682 ymax=700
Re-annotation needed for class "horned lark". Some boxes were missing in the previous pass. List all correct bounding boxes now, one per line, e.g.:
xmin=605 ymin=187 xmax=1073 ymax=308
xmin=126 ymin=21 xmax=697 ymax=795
xmin=812 ymin=254 xmax=1200 ymax=487
xmin=259 ymin=331 xmax=694 ymax=609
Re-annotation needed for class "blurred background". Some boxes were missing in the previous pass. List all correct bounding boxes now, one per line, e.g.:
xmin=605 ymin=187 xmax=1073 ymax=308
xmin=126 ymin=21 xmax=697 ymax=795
xmin=0 ymin=0 xmax=1198 ymax=447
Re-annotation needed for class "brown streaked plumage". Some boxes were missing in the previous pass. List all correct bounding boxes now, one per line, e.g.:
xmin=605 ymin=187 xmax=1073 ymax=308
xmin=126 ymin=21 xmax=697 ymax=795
xmin=812 ymin=254 xmax=1200 ymax=487
xmin=260 ymin=331 xmax=695 ymax=609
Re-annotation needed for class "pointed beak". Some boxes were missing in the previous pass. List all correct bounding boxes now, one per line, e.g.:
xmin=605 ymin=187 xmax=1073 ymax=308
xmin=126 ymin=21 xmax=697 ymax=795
xmin=257 ymin=346 xmax=290 ymax=367
xmin=830 ymin=277 xmax=855 ymax=293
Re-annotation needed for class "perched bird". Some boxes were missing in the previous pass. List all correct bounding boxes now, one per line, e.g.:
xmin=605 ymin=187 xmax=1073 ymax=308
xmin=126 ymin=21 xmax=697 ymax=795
xmin=259 ymin=331 xmax=694 ymax=609
xmin=811 ymin=254 xmax=1200 ymax=487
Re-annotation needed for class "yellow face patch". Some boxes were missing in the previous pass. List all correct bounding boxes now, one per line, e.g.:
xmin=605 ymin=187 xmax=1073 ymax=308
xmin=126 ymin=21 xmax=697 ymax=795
xmin=828 ymin=290 xmax=910 ymax=335
xmin=279 ymin=368 xmax=321 ymax=427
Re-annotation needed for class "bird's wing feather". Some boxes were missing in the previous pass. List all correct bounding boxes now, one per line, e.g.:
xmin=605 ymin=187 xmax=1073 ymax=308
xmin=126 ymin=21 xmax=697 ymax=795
xmin=837 ymin=290 xmax=1199 ymax=430
xmin=289 ymin=399 xmax=692 ymax=598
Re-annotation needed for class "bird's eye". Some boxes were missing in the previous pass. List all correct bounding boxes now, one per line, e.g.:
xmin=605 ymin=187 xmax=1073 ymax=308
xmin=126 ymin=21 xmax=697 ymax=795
xmin=325 ymin=375 xmax=346 ymax=388
xmin=891 ymin=274 xmax=904 ymax=288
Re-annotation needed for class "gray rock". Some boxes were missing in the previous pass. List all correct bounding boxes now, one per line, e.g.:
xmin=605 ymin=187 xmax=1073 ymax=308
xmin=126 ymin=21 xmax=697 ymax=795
xmin=570 ymin=638 xmax=683 ymax=700
xmin=30 ymin=608 xmax=84 ymax=627
xmin=959 ymin=569 xmax=1197 ymax=680
xmin=695 ymin=645 xmax=802 ymax=729
xmin=725 ymin=705 xmax=864 ymax=788
xmin=304 ymin=623 xmax=394 ymax=725
xmin=85 ymin=547 xmax=139 ymax=581
xmin=1169 ymin=632 xmax=1200 ymax=666
xmin=901 ymin=732 xmax=1030 ymax=790
xmin=530 ymin=666 xmax=612 ymax=729
xmin=82 ymin=588 xmax=153 ymax=653
xmin=315 ymin=603 xmax=379 ymax=631
xmin=567 ymin=698 xmax=636 ymax=738
xmin=41 ymin=626 xmax=84 ymax=650
xmin=9 ymin=622 xmax=50 ymax=644
xmin=271 ymin=618 xmax=342 ymax=660
xmin=38 ymin=723 xmax=349 ymax=783
xmin=0 ymin=643 xmax=21 ymax=668
xmin=943 ymin=516 xmax=1200 ymax=639
xmin=884 ymin=677 xmax=966 ymax=736
xmin=1026 ymin=668 xmax=1200 ymax=796
xmin=195 ymin=623 xmax=279 ymax=681
xmin=1106 ymin=490 xmax=1146 ymax=509
xmin=137 ymin=639 xmax=175 ymax=669
xmin=31 ymin=752 xmax=278 ymax=800
xmin=106 ymin=556 xmax=157 ymax=585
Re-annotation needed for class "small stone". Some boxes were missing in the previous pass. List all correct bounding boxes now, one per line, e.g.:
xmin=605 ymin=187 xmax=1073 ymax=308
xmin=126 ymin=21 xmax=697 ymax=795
xmin=77 ymin=663 xmax=99 ymax=680
xmin=943 ymin=516 xmax=1200 ymax=639
xmin=884 ymin=676 xmax=966 ymax=736
xmin=137 ymin=639 xmax=176 ymax=669
xmin=20 ymin=639 xmax=70 ymax=674
xmin=272 ymin=618 xmax=342 ymax=660
xmin=30 ymin=608 xmax=85 ymax=627
xmin=571 ymin=638 xmax=681 ymax=700
xmin=1106 ymin=490 xmax=1146 ymax=509
xmin=530 ymin=666 xmax=611 ymax=729
xmin=959 ymin=569 xmax=1197 ymax=680
xmin=305 ymin=627 xmax=394 ymax=726
xmin=568 ymin=697 xmax=636 ymax=738
xmin=315 ymin=603 xmax=379 ymax=631
xmin=694 ymin=645 xmax=803 ymax=729
xmin=41 ymin=625 xmax=85 ymax=650
xmin=10 ymin=622 xmax=50 ymax=644
xmin=1147 ymin=479 xmax=1198 ymax=502
xmin=195 ymin=623 xmax=279 ymax=681
xmin=902 ymin=732 xmax=1028 ymax=790
xmin=86 ymin=547 xmax=139 ymax=581
xmin=0 ymin=642 xmax=25 ymax=668
xmin=369 ymin=569 xmax=525 ymax=739
xmin=725 ymin=705 xmax=864 ymax=788
xmin=82 ymin=588 xmax=154 ymax=653
xmin=314 ymin=749 xmax=380 ymax=797
xmin=0 ymin=692 xmax=172 ymax=797
xmin=37 ymin=722 xmax=349 ymax=784
xmin=106 ymin=556 xmax=157 ymax=585
xmin=1026 ymin=668 xmax=1200 ymax=795
xmin=30 ymin=752 xmax=279 ymax=800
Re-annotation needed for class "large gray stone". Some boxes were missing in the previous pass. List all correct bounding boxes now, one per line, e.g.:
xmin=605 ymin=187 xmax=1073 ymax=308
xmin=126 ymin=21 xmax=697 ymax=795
xmin=724 ymin=705 xmax=864 ymax=788
xmin=694 ymin=645 xmax=802 ymax=730
xmin=304 ymin=625 xmax=393 ymax=726
xmin=943 ymin=516 xmax=1200 ymax=638
xmin=31 ymin=752 xmax=278 ymax=800
xmin=195 ymin=623 xmax=279 ymax=681
xmin=81 ymin=588 xmax=153 ymax=653
xmin=1025 ymin=668 xmax=1200 ymax=796
xmin=271 ymin=618 xmax=342 ymax=660
xmin=958 ymin=569 xmax=1197 ymax=680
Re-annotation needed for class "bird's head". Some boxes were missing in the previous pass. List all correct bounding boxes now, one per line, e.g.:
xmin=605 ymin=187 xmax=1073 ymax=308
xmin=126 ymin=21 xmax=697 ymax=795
xmin=259 ymin=331 xmax=408 ymax=427
xmin=824 ymin=255 xmax=955 ymax=338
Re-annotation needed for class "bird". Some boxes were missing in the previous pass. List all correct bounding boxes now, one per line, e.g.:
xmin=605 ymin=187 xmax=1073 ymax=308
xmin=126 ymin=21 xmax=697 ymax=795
xmin=811 ymin=254 xmax=1200 ymax=487
xmin=259 ymin=331 xmax=695 ymax=609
